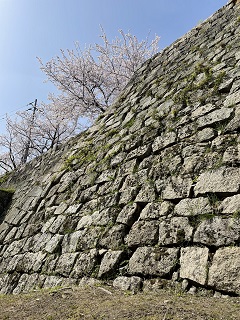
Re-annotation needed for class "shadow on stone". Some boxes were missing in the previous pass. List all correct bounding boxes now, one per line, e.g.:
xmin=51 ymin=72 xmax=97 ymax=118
xmin=0 ymin=189 xmax=14 ymax=223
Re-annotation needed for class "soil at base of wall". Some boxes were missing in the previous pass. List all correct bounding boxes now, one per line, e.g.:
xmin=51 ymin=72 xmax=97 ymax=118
xmin=0 ymin=285 xmax=240 ymax=320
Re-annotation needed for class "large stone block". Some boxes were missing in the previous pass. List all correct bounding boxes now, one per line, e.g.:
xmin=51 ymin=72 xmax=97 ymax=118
xmin=135 ymin=185 xmax=156 ymax=203
xmin=196 ymin=108 xmax=233 ymax=129
xmin=152 ymin=132 xmax=177 ymax=152
xmin=194 ymin=168 xmax=240 ymax=196
xmin=45 ymin=234 xmax=64 ymax=253
xmin=219 ymin=194 xmax=240 ymax=214
xmin=140 ymin=201 xmax=173 ymax=220
xmin=128 ymin=247 xmax=179 ymax=277
xmin=113 ymin=276 xmax=142 ymax=293
xmin=208 ymin=247 xmax=240 ymax=294
xmin=193 ymin=217 xmax=240 ymax=246
xmin=55 ymin=252 xmax=79 ymax=277
xmin=116 ymin=203 xmax=139 ymax=226
xmin=70 ymin=249 xmax=98 ymax=278
xmin=0 ymin=273 xmax=21 ymax=294
xmin=12 ymin=273 xmax=45 ymax=294
xmin=180 ymin=247 xmax=209 ymax=285
xmin=99 ymin=224 xmax=126 ymax=249
xmin=98 ymin=250 xmax=123 ymax=278
xmin=224 ymin=91 xmax=240 ymax=107
xmin=126 ymin=221 xmax=159 ymax=247
xmin=159 ymin=217 xmax=193 ymax=245
xmin=43 ymin=275 xmax=77 ymax=289
xmin=162 ymin=176 xmax=192 ymax=200
xmin=174 ymin=197 xmax=211 ymax=216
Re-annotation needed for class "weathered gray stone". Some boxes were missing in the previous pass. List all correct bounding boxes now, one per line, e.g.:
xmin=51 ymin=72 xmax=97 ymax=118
xmin=219 ymin=194 xmax=240 ymax=214
xmin=134 ymin=185 xmax=156 ymax=203
xmin=110 ymin=152 xmax=126 ymax=167
xmin=196 ymin=108 xmax=233 ymax=129
xmin=55 ymin=252 xmax=79 ymax=277
xmin=78 ymin=277 xmax=101 ymax=287
xmin=118 ymin=159 xmax=138 ymax=176
xmin=193 ymin=217 xmax=240 ymax=246
xmin=65 ymin=203 xmax=82 ymax=214
xmin=4 ymin=207 xmax=28 ymax=225
xmin=76 ymin=215 xmax=93 ymax=230
xmin=3 ymin=227 xmax=17 ymax=244
xmin=182 ymin=279 xmax=189 ymax=291
xmin=180 ymin=247 xmax=209 ymax=285
xmin=208 ymin=247 xmax=240 ymax=294
xmin=77 ymin=199 xmax=98 ymax=215
xmin=98 ymin=250 xmax=123 ymax=278
xmin=126 ymin=144 xmax=151 ymax=161
xmin=174 ymin=197 xmax=211 ymax=216
xmin=159 ymin=217 xmax=193 ymax=245
xmin=121 ymin=170 xmax=148 ymax=189
xmin=78 ymin=186 xmax=97 ymax=203
xmin=178 ymin=123 xmax=195 ymax=140
xmin=70 ymin=249 xmax=98 ymax=278
xmin=162 ymin=155 xmax=182 ymax=175
xmin=113 ymin=276 xmax=142 ymax=293
xmin=143 ymin=278 xmax=173 ymax=292
xmin=225 ymin=107 xmax=240 ymax=132
xmin=58 ymin=172 xmax=77 ymax=193
xmin=95 ymin=169 xmax=116 ymax=184
xmin=119 ymin=187 xmax=139 ymax=205
xmin=195 ymin=168 xmax=240 ymax=196
xmin=12 ymin=251 xmax=47 ymax=273
xmin=223 ymin=145 xmax=239 ymax=164
xmin=0 ymin=273 xmax=21 ymax=294
xmin=54 ymin=202 xmax=68 ymax=215
xmin=76 ymin=227 xmax=102 ymax=251
xmin=191 ymin=103 xmax=215 ymax=120
xmin=91 ymin=208 xmax=118 ymax=226
xmin=3 ymin=238 xmax=27 ymax=258
xmin=140 ymin=201 xmax=173 ymax=220
xmin=126 ymin=221 xmax=159 ymax=247
xmin=128 ymin=247 xmax=179 ymax=277
xmin=12 ymin=273 xmax=43 ymax=294
xmin=43 ymin=275 xmax=77 ymax=289
xmin=45 ymin=234 xmax=64 ymax=253
xmin=0 ymin=222 xmax=10 ymax=242
xmin=152 ymin=132 xmax=177 ymax=152
xmin=116 ymin=203 xmax=139 ymax=226
xmin=224 ymin=91 xmax=240 ymax=107
xmin=162 ymin=176 xmax=192 ymax=200
xmin=194 ymin=127 xmax=215 ymax=142
xmin=45 ymin=215 xmax=67 ymax=233
xmin=188 ymin=286 xmax=197 ymax=295
xmin=99 ymin=224 xmax=126 ymax=249
xmin=41 ymin=254 xmax=59 ymax=275
xmin=213 ymin=291 xmax=222 ymax=298
xmin=0 ymin=255 xmax=24 ymax=273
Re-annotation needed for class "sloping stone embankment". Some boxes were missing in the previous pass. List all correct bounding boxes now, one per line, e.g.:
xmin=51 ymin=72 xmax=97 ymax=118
xmin=0 ymin=2 xmax=240 ymax=295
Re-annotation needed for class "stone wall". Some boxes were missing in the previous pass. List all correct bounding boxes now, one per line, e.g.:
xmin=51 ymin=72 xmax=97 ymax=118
xmin=0 ymin=2 xmax=240 ymax=295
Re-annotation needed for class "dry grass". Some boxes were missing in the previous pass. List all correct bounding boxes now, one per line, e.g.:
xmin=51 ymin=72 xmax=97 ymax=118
xmin=0 ymin=285 xmax=240 ymax=320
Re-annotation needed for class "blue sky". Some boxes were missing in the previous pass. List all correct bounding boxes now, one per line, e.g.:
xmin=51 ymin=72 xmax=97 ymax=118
xmin=0 ymin=0 xmax=227 ymax=133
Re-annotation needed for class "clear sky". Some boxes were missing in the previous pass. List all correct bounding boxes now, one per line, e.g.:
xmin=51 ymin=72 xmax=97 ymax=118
xmin=0 ymin=0 xmax=227 ymax=133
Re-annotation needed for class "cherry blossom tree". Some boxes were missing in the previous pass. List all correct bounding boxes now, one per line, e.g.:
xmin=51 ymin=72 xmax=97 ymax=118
xmin=38 ymin=28 xmax=160 ymax=120
xmin=0 ymin=29 xmax=159 ymax=173
xmin=0 ymin=103 xmax=81 ymax=172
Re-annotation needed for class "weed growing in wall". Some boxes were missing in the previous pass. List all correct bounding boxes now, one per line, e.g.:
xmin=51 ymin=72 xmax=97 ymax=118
xmin=173 ymin=62 xmax=226 ymax=107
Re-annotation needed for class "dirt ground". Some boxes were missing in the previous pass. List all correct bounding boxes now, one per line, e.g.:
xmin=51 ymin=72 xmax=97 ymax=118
xmin=0 ymin=285 xmax=240 ymax=320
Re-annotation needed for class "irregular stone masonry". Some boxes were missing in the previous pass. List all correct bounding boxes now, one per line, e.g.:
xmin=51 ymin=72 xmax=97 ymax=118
xmin=0 ymin=2 xmax=240 ymax=295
